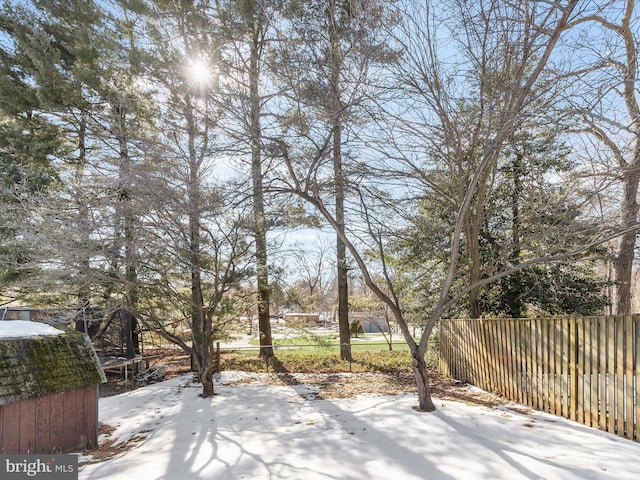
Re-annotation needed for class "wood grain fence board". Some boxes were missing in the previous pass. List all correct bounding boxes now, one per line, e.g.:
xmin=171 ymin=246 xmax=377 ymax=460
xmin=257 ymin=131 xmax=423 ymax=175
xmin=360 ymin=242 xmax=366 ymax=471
xmin=458 ymin=321 xmax=465 ymax=382
xmin=538 ymin=318 xmax=545 ymax=411
xmin=584 ymin=318 xmax=598 ymax=427
xmin=449 ymin=321 xmax=457 ymax=379
xmin=453 ymin=321 xmax=461 ymax=381
xmin=465 ymin=321 xmax=473 ymax=383
xmin=635 ymin=318 xmax=639 ymax=441
xmin=589 ymin=317 xmax=599 ymax=429
xmin=486 ymin=321 xmax=496 ymax=392
xmin=616 ymin=317 xmax=624 ymax=436
xmin=525 ymin=321 xmax=533 ymax=409
xmin=440 ymin=321 xmax=453 ymax=377
xmin=502 ymin=320 xmax=510 ymax=397
xmin=462 ymin=320 xmax=469 ymax=382
xmin=517 ymin=319 xmax=525 ymax=403
xmin=607 ymin=319 xmax=616 ymax=433
xmin=510 ymin=320 xmax=518 ymax=403
xmin=495 ymin=320 xmax=504 ymax=394
xmin=538 ymin=319 xmax=544 ymax=412
xmin=466 ymin=321 xmax=474 ymax=383
xmin=529 ymin=319 xmax=538 ymax=408
xmin=442 ymin=320 xmax=451 ymax=377
xmin=491 ymin=320 xmax=498 ymax=393
xmin=625 ymin=315 xmax=633 ymax=440
xmin=447 ymin=321 xmax=455 ymax=379
xmin=507 ymin=320 xmax=515 ymax=400
xmin=561 ymin=319 xmax=570 ymax=418
xmin=577 ymin=317 xmax=585 ymax=425
xmin=474 ymin=320 xmax=485 ymax=389
xmin=569 ymin=317 xmax=578 ymax=421
xmin=503 ymin=320 xmax=511 ymax=397
xmin=508 ymin=319 xmax=517 ymax=402
xmin=553 ymin=319 xmax=562 ymax=416
xmin=514 ymin=319 xmax=524 ymax=405
xmin=548 ymin=318 xmax=556 ymax=415
xmin=493 ymin=321 xmax=502 ymax=395
xmin=480 ymin=321 xmax=490 ymax=390
xmin=457 ymin=321 xmax=465 ymax=381
xmin=599 ymin=316 xmax=608 ymax=431
xmin=444 ymin=321 xmax=452 ymax=378
xmin=499 ymin=320 xmax=508 ymax=397
xmin=476 ymin=318 xmax=487 ymax=390
xmin=479 ymin=319 xmax=490 ymax=392
xmin=542 ymin=319 xmax=550 ymax=413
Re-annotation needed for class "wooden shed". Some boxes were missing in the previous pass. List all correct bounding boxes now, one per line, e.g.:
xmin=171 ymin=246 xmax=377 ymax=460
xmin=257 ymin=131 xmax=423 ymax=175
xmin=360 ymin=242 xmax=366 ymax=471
xmin=0 ymin=322 xmax=106 ymax=454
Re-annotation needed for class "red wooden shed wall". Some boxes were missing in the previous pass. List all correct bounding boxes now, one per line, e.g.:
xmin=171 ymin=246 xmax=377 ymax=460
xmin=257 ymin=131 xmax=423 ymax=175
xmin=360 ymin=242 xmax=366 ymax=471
xmin=0 ymin=385 xmax=97 ymax=454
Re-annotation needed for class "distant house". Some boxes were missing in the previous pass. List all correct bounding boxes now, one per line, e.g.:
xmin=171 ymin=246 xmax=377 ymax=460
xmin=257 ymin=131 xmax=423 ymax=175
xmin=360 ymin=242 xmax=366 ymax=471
xmin=0 ymin=322 xmax=106 ymax=453
xmin=284 ymin=313 xmax=321 ymax=325
xmin=349 ymin=313 xmax=389 ymax=334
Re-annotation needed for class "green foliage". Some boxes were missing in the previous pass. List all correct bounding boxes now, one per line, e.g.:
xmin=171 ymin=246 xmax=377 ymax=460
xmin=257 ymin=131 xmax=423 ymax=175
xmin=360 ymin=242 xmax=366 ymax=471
xmin=349 ymin=320 xmax=364 ymax=337
xmin=482 ymin=263 xmax=610 ymax=317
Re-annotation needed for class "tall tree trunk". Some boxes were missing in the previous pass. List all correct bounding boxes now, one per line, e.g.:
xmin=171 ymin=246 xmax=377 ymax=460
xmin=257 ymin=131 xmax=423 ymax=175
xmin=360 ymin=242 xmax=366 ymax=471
xmin=616 ymin=170 xmax=640 ymax=314
xmin=466 ymin=167 xmax=489 ymax=319
xmin=114 ymin=102 xmax=138 ymax=310
xmin=249 ymin=20 xmax=273 ymax=358
xmin=185 ymin=91 xmax=207 ymax=389
xmin=328 ymin=2 xmax=351 ymax=361
xmin=467 ymin=224 xmax=482 ymax=319
xmin=75 ymin=113 xmax=91 ymax=308
xmin=509 ymin=153 xmax=524 ymax=318
xmin=334 ymin=124 xmax=351 ymax=361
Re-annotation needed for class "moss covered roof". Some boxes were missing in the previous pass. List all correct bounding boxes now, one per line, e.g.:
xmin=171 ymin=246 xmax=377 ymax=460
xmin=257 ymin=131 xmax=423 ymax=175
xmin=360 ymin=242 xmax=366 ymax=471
xmin=0 ymin=330 xmax=106 ymax=405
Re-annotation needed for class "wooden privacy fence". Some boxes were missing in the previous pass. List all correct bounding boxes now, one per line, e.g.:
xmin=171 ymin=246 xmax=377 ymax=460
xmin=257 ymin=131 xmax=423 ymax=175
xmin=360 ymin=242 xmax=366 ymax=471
xmin=439 ymin=316 xmax=639 ymax=442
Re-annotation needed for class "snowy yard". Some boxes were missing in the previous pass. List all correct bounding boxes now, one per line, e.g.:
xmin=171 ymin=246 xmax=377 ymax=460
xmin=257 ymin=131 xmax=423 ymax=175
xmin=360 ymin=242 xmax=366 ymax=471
xmin=79 ymin=373 xmax=640 ymax=480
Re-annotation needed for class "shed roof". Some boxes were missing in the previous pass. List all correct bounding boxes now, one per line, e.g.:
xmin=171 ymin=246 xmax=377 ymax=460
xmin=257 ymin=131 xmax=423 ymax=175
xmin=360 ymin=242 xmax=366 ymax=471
xmin=0 ymin=327 xmax=106 ymax=406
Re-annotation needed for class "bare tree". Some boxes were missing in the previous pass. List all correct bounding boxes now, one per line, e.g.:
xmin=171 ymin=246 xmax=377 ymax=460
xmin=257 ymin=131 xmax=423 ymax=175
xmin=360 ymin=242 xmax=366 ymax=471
xmin=290 ymin=236 xmax=334 ymax=310
xmin=561 ymin=0 xmax=640 ymax=314
xmin=274 ymin=0 xmax=581 ymax=411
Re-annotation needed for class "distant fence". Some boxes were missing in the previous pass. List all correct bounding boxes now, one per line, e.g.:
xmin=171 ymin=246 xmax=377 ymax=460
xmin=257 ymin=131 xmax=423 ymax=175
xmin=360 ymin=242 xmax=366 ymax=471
xmin=439 ymin=316 xmax=638 ymax=442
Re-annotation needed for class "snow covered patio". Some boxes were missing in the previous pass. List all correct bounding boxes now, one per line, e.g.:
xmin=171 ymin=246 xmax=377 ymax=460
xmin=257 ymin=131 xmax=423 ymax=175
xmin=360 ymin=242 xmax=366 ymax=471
xmin=79 ymin=373 xmax=640 ymax=480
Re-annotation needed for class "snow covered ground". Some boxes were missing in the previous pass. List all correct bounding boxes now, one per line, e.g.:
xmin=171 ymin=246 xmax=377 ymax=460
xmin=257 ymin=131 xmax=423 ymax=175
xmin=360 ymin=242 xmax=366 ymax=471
xmin=79 ymin=373 xmax=640 ymax=480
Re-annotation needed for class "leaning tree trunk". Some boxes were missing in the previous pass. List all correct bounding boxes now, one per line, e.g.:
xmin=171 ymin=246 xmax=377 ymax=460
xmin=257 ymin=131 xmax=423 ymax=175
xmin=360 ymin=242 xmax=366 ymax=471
xmin=412 ymin=349 xmax=436 ymax=412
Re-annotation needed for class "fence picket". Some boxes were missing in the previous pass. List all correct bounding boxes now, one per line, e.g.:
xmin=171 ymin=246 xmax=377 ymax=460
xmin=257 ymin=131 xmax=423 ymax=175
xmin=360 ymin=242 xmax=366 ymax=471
xmin=577 ymin=317 xmax=585 ymax=424
xmin=599 ymin=316 xmax=608 ymax=431
xmin=616 ymin=317 xmax=625 ymax=436
xmin=625 ymin=315 xmax=633 ymax=440
xmin=542 ymin=319 xmax=550 ymax=414
xmin=508 ymin=319 xmax=516 ymax=402
xmin=549 ymin=318 xmax=557 ymax=415
xmin=589 ymin=317 xmax=598 ymax=428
